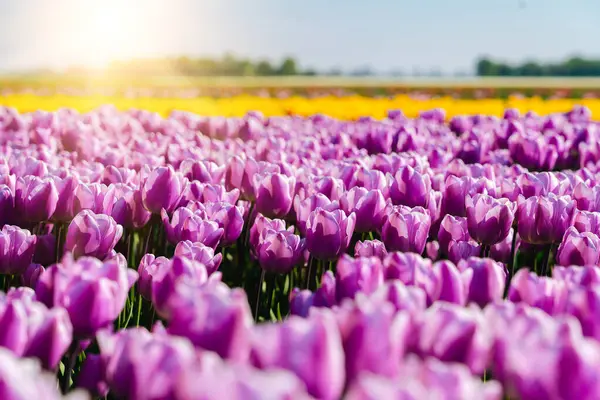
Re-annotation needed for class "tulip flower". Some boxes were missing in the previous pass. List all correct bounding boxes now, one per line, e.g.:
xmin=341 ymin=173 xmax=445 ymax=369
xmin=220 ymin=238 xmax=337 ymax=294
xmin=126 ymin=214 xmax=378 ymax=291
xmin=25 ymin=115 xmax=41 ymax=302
xmin=167 ymin=284 xmax=253 ymax=362
xmin=257 ymin=229 xmax=305 ymax=274
xmin=142 ymin=166 xmax=187 ymax=214
xmin=556 ymin=227 xmax=600 ymax=266
xmin=389 ymin=165 xmax=431 ymax=208
xmin=254 ymin=172 xmax=296 ymax=218
xmin=335 ymin=255 xmax=384 ymax=302
xmin=15 ymin=176 xmax=58 ymax=223
xmin=35 ymin=255 xmax=137 ymax=337
xmin=354 ymin=239 xmax=388 ymax=258
xmin=294 ymin=193 xmax=339 ymax=236
xmin=249 ymin=214 xmax=290 ymax=257
xmin=151 ymin=256 xmax=209 ymax=317
xmin=340 ymin=188 xmax=387 ymax=233
xmin=161 ymin=208 xmax=223 ymax=249
xmin=380 ymin=205 xmax=431 ymax=254
xmin=0 ymin=225 xmax=37 ymax=275
xmin=573 ymin=210 xmax=600 ymax=236
xmin=0 ymin=347 xmax=75 ymax=399
xmin=458 ymin=257 xmax=507 ymax=308
xmin=203 ymin=202 xmax=244 ymax=246
xmin=111 ymin=187 xmax=151 ymax=230
xmin=432 ymin=260 xmax=467 ymax=305
xmin=180 ymin=159 xmax=225 ymax=183
xmin=465 ymin=194 xmax=514 ymax=246
xmin=305 ymin=208 xmax=356 ymax=260
xmin=250 ymin=311 xmax=345 ymax=400
xmin=64 ymin=210 xmax=123 ymax=260
xmin=174 ymin=240 xmax=223 ymax=275
xmin=517 ymin=194 xmax=576 ymax=245
xmin=339 ymin=298 xmax=411 ymax=383
xmin=437 ymin=214 xmax=471 ymax=255
xmin=137 ymin=254 xmax=171 ymax=300
xmin=417 ymin=302 xmax=489 ymax=374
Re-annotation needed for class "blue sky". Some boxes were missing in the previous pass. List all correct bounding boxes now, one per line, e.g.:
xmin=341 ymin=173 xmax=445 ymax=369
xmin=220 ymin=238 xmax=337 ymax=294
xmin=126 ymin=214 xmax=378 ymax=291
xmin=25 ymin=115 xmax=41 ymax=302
xmin=0 ymin=0 xmax=598 ymax=73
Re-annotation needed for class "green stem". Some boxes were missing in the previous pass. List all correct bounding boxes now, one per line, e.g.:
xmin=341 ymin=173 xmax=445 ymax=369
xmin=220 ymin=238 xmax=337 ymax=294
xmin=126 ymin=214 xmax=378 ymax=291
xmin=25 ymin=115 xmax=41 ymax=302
xmin=136 ymin=295 xmax=143 ymax=327
xmin=254 ymin=269 xmax=266 ymax=322
xmin=504 ymin=230 xmax=519 ymax=298
xmin=265 ymin=273 xmax=275 ymax=320
xmin=61 ymin=340 xmax=80 ymax=394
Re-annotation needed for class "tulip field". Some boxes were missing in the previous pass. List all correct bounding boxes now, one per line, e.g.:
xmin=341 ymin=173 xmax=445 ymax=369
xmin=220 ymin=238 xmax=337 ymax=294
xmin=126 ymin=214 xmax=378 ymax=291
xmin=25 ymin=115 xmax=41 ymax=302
xmin=2 ymin=97 xmax=600 ymax=400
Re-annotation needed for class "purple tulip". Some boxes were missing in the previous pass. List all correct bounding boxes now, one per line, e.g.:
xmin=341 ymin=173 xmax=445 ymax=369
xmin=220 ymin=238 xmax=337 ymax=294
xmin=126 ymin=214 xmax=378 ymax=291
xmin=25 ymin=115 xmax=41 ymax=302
xmin=161 ymin=208 xmax=224 ymax=248
xmin=335 ymin=255 xmax=384 ymax=302
xmin=305 ymin=208 xmax=356 ymax=260
xmin=340 ymin=188 xmax=387 ymax=233
xmin=64 ymin=210 xmax=123 ymax=260
xmin=573 ymin=210 xmax=600 ymax=236
xmin=180 ymin=159 xmax=225 ymax=183
xmin=517 ymin=194 xmax=576 ymax=245
xmin=432 ymin=260 xmax=467 ymax=304
xmin=73 ymin=182 xmax=117 ymax=216
xmin=346 ymin=356 xmax=502 ymax=400
xmin=50 ymin=175 xmax=79 ymax=222
xmin=0 ymin=346 xmax=74 ymax=399
xmin=294 ymin=193 xmax=339 ymax=236
xmin=152 ymin=256 xmax=209 ymax=317
xmin=0 ymin=185 xmax=14 ymax=227
xmin=203 ymin=202 xmax=244 ymax=246
xmin=380 ymin=205 xmax=431 ymax=254
xmin=312 ymin=176 xmax=345 ymax=201
xmin=111 ymin=188 xmax=151 ymax=230
xmin=174 ymin=240 xmax=223 ymax=275
xmin=465 ymin=194 xmax=514 ymax=246
xmin=32 ymin=233 xmax=56 ymax=267
xmin=257 ymin=229 xmax=305 ymax=274
xmin=354 ymin=239 xmax=388 ymax=258
xmin=249 ymin=214 xmax=289 ymax=257
xmin=438 ymin=214 xmax=471 ymax=255
xmin=23 ymin=307 xmax=73 ymax=370
xmin=289 ymin=288 xmax=315 ymax=317
xmin=417 ymin=302 xmax=490 ymax=374
xmin=382 ymin=252 xmax=437 ymax=304
xmin=0 ymin=225 xmax=37 ymax=275
xmin=448 ymin=240 xmax=482 ymax=264
xmin=142 ymin=166 xmax=187 ymax=214
xmin=389 ymin=165 xmax=431 ymax=208
xmin=167 ymin=285 xmax=253 ymax=362
xmin=251 ymin=311 xmax=345 ymax=400
xmin=76 ymin=354 xmax=108 ymax=397
xmin=458 ymin=257 xmax=506 ymax=307
xmin=21 ymin=263 xmax=44 ymax=288
xmin=507 ymin=269 xmax=568 ymax=314
xmin=175 ymin=355 xmax=313 ymax=400
xmin=184 ymin=182 xmax=240 ymax=205
xmin=573 ymin=181 xmax=600 ymax=212
xmin=225 ymin=156 xmax=257 ymax=200
xmin=254 ymin=172 xmax=296 ymax=218
xmin=339 ymin=298 xmax=411 ymax=383
xmin=15 ymin=176 xmax=58 ymax=223
xmin=441 ymin=175 xmax=496 ymax=217
xmin=35 ymin=254 xmax=137 ymax=337
xmin=137 ymin=254 xmax=170 ymax=300
xmin=557 ymin=227 xmax=600 ymax=266
xmin=99 ymin=328 xmax=197 ymax=400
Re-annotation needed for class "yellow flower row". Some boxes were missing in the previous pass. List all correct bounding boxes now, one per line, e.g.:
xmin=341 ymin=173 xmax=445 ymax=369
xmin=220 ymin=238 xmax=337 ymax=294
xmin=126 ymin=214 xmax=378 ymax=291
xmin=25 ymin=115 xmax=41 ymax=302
xmin=1 ymin=94 xmax=599 ymax=120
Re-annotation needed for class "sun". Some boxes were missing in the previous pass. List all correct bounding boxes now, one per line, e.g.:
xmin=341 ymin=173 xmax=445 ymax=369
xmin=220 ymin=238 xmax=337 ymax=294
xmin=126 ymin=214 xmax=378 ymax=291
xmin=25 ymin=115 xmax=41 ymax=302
xmin=79 ymin=2 xmax=137 ymax=68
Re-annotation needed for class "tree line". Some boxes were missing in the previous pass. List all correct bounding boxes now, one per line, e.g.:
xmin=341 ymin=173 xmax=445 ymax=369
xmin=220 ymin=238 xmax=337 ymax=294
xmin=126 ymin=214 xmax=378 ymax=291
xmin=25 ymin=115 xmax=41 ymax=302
xmin=476 ymin=57 xmax=600 ymax=77
xmin=101 ymin=55 xmax=314 ymax=76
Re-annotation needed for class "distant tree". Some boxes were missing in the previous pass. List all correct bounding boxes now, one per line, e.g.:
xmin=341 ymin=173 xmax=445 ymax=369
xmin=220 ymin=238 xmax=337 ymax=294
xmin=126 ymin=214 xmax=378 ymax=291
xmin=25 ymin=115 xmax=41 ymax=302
xmin=256 ymin=60 xmax=276 ymax=76
xmin=277 ymin=57 xmax=298 ymax=75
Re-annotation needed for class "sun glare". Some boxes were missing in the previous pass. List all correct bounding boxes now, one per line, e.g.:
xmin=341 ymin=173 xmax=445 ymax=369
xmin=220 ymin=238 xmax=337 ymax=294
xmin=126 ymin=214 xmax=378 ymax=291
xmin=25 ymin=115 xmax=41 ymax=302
xmin=79 ymin=2 xmax=138 ymax=69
